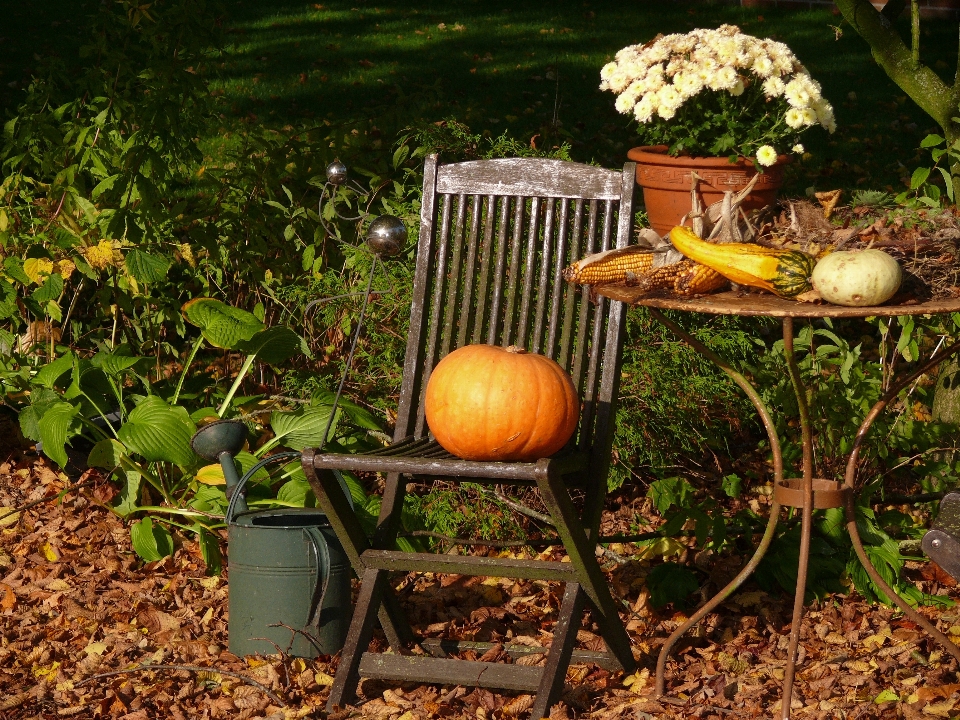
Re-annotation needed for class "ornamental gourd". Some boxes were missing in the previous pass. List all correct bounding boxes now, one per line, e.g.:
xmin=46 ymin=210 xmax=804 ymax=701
xmin=424 ymin=345 xmax=580 ymax=462
xmin=810 ymin=249 xmax=902 ymax=307
xmin=669 ymin=226 xmax=815 ymax=298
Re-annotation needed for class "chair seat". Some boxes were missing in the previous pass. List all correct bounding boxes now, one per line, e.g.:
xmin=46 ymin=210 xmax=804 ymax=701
xmin=312 ymin=437 xmax=589 ymax=483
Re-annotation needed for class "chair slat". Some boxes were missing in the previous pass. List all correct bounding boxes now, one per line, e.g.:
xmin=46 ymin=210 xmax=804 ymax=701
xmin=472 ymin=195 xmax=498 ymax=345
xmin=501 ymin=198 xmax=526 ymax=348
xmin=545 ymin=197 xmax=571 ymax=360
xmin=531 ymin=198 xmax=556 ymax=355
xmin=485 ymin=196 xmax=512 ymax=346
xmin=457 ymin=194 xmax=484 ymax=348
xmin=515 ymin=197 xmax=541 ymax=350
xmin=557 ymin=198 xmax=585 ymax=371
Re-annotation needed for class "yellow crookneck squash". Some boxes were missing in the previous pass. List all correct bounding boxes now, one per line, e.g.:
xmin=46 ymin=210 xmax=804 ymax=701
xmin=668 ymin=226 xmax=815 ymax=298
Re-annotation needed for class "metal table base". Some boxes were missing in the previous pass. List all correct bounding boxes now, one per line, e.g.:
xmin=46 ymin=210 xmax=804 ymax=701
xmin=593 ymin=290 xmax=960 ymax=719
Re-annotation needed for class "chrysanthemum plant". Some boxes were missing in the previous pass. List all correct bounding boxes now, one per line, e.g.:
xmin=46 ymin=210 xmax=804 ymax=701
xmin=601 ymin=25 xmax=836 ymax=169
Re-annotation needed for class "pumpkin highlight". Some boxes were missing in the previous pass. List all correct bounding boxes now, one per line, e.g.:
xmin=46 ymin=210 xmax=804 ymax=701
xmin=424 ymin=345 xmax=580 ymax=462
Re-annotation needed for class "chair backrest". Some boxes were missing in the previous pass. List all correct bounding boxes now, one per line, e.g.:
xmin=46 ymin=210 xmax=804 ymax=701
xmin=394 ymin=155 xmax=635 ymax=502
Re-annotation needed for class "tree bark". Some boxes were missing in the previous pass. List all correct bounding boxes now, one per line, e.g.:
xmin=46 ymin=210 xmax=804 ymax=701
xmin=833 ymin=0 xmax=958 ymax=135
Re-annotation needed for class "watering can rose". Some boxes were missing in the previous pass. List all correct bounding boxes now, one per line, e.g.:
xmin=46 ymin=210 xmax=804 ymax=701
xmin=424 ymin=345 xmax=579 ymax=462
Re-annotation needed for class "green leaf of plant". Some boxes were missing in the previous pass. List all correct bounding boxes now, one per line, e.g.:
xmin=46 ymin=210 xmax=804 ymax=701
xmin=277 ymin=478 xmax=314 ymax=506
xmin=721 ymin=474 xmax=742 ymax=498
xmin=125 ymin=248 xmax=170 ymax=284
xmin=198 ymin=528 xmax=222 ymax=574
xmin=270 ymin=404 xmax=338 ymax=451
xmin=3 ymin=257 xmax=31 ymax=285
xmin=130 ymin=517 xmax=174 ymax=562
xmin=90 ymin=349 xmax=143 ymax=377
xmin=117 ymin=396 xmax=198 ymax=469
xmin=910 ymin=167 xmax=931 ymax=190
xmin=920 ymin=134 xmax=944 ymax=148
xmin=645 ymin=562 xmax=699 ymax=609
xmin=88 ymin=438 xmax=128 ymax=469
xmin=181 ymin=297 xmax=264 ymax=350
xmin=311 ymin=390 xmax=381 ymax=431
xmin=238 ymin=325 xmax=306 ymax=365
xmin=38 ymin=402 xmax=81 ymax=468
xmin=32 ymin=352 xmax=75 ymax=389
xmin=112 ymin=470 xmax=142 ymax=517
xmin=31 ymin=273 xmax=64 ymax=303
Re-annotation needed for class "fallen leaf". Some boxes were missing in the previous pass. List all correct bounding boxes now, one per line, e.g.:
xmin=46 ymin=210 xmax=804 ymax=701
xmin=0 ymin=508 xmax=20 ymax=527
xmin=0 ymin=583 xmax=15 ymax=611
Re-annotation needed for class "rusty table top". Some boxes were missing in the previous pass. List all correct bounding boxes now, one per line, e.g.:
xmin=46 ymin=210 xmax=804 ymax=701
xmin=593 ymin=287 xmax=960 ymax=318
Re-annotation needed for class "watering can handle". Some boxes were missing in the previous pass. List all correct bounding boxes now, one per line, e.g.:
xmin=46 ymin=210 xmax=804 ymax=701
xmin=304 ymin=526 xmax=332 ymax=630
xmin=225 ymin=454 xmax=356 ymax=525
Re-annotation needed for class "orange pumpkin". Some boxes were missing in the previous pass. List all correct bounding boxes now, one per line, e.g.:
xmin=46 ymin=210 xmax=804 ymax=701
xmin=424 ymin=344 xmax=580 ymax=462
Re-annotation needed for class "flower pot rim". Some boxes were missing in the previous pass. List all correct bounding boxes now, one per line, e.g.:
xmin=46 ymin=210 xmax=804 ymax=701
xmin=627 ymin=145 xmax=789 ymax=167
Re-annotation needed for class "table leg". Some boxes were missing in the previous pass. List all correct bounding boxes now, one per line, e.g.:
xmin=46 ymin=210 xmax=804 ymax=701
xmin=841 ymin=337 xmax=960 ymax=666
xmin=649 ymin=309 xmax=787 ymax=698
xmin=781 ymin=317 xmax=814 ymax=720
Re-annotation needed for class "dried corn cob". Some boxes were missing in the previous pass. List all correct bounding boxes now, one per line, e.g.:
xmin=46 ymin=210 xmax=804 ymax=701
xmin=562 ymin=246 xmax=655 ymax=284
xmin=563 ymin=247 xmax=728 ymax=296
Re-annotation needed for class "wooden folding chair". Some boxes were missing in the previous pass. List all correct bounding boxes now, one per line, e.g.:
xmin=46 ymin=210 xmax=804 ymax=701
xmin=302 ymin=154 xmax=637 ymax=717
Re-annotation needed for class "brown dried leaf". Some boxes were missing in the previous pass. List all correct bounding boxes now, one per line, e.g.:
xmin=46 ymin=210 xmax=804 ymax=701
xmin=503 ymin=694 xmax=533 ymax=716
xmin=137 ymin=609 xmax=180 ymax=634
xmin=815 ymin=189 xmax=842 ymax=219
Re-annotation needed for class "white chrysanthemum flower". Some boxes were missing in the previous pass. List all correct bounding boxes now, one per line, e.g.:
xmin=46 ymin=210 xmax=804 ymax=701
xmin=710 ymin=66 xmax=739 ymax=91
xmin=784 ymin=78 xmax=812 ymax=109
xmin=600 ymin=62 xmax=618 ymax=83
xmin=762 ymin=76 xmax=786 ymax=97
xmin=614 ymin=92 xmax=636 ymax=114
xmin=756 ymin=145 xmax=778 ymax=167
xmin=801 ymin=107 xmax=817 ymax=125
xmin=752 ymin=55 xmax=774 ymax=78
xmin=784 ymin=108 xmax=805 ymax=129
xmin=792 ymin=143 xmax=805 ymax=153
xmin=674 ymin=71 xmax=703 ymax=98
xmin=634 ymin=94 xmax=656 ymax=123
xmin=813 ymin=100 xmax=837 ymax=133
xmin=729 ymin=79 xmax=745 ymax=97
xmin=657 ymin=83 xmax=682 ymax=110
xmin=715 ymin=38 xmax=738 ymax=65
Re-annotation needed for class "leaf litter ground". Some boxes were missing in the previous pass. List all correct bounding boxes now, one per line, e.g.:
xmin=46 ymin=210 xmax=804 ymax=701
xmin=2 ymin=448 xmax=960 ymax=720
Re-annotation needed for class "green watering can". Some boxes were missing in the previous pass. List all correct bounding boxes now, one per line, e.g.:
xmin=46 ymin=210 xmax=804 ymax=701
xmin=191 ymin=420 xmax=352 ymax=658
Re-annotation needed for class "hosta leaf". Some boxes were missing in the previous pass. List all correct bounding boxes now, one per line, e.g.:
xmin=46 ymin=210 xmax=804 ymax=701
xmin=277 ymin=478 xmax=314 ymax=506
xmin=112 ymin=470 xmax=142 ymax=517
xmin=181 ymin=297 xmax=264 ymax=350
xmin=37 ymin=402 xmax=81 ymax=468
xmin=130 ymin=517 xmax=174 ymax=562
xmin=125 ymin=249 xmax=170 ymax=284
xmin=195 ymin=452 xmax=268 ymax=486
xmin=270 ymin=404 xmax=339 ymax=451
xmin=198 ymin=528 xmax=222 ymax=574
xmin=238 ymin=325 xmax=306 ymax=365
xmin=117 ymin=396 xmax=198 ymax=469
xmin=90 ymin=350 xmax=143 ymax=377
xmin=32 ymin=352 xmax=75 ymax=389
xmin=87 ymin=438 xmax=127 ymax=470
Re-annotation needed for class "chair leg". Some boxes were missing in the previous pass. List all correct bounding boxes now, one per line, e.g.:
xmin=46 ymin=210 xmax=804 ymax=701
xmin=302 ymin=456 xmax=416 ymax=650
xmin=535 ymin=467 xmax=636 ymax=674
xmin=326 ymin=567 xmax=389 ymax=712
xmin=530 ymin=582 xmax=585 ymax=720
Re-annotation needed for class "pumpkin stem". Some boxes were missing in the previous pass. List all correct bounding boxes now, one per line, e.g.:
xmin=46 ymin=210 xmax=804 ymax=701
xmin=506 ymin=345 xmax=527 ymax=354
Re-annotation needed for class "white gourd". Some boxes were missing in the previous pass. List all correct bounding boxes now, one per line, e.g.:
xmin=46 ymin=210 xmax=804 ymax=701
xmin=811 ymin=249 xmax=902 ymax=307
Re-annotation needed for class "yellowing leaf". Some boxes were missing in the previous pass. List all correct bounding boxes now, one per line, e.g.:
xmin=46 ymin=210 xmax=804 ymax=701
xmin=0 ymin=209 xmax=8 ymax=232
xmin=47 ymin=579 xmax=71 ymax=592
xmin=199 ymin=576 xmax=220 ymax=589
xmin=84 ymin=642 xmax=108 ymax=656
xmin=923 ymin=698 xmax=957 ymax=717
xmin=0 ymin=508 xmax=20 ymax=527
xmin=623 ymin=668 xmax=650 ymax=694
xmin=314 ymin=671 xmax=335 ymax=686
xmin=874 ymin=689 xmax=898 ymax=704
xmin=196 ymin=464 xmax=226 ymax=485
xmin=33 ymin=661 xmax=60 ymax=678
xmin=824 ymin=631 xmax=847 ymax=645
xmin=637 ymin=536 xmax=685 ymax=560
xmin=41 ymin=542 xmax=60 ymax=562
xmin=24 ymin=257 xmax=54 ymax=284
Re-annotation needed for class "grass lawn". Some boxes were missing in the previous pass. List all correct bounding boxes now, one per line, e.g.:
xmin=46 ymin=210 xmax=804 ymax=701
xmin=2 ymin=1 xmax=959 ymax=197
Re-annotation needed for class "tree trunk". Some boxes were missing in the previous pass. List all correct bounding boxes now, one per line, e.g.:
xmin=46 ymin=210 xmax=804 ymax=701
xmin=933 ymin=358 xmax=960 ymax=423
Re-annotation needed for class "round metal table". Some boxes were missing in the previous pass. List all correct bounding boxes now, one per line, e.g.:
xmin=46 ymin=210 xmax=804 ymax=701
xmin=593 ymin=287 xmax=960 ymax=719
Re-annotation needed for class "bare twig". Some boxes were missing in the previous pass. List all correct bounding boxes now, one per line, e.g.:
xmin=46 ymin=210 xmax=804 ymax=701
xmin=490 ymin=490 xmax=554 ymax=526
xmin=74 ymin=663 xmax=284 ymax=707
xmin=0 ymin=475 xmax=99 ymax=525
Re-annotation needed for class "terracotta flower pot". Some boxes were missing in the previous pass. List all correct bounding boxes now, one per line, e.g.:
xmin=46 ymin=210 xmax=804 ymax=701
xmin=627 ymin=145 xmax=787 ymax=237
